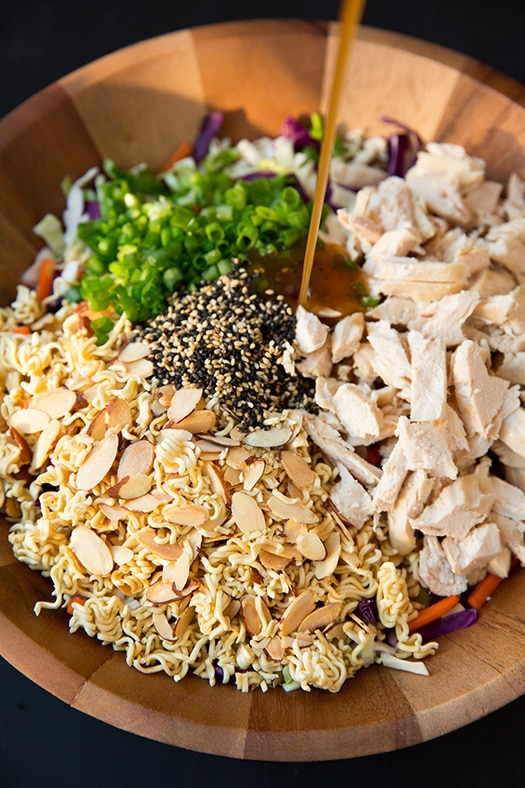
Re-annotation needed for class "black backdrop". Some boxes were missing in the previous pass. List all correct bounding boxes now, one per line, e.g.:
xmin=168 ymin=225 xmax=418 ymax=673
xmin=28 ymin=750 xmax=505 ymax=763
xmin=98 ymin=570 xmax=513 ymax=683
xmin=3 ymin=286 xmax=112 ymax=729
xmin=1 ymin=2 xmax=524 ymax=786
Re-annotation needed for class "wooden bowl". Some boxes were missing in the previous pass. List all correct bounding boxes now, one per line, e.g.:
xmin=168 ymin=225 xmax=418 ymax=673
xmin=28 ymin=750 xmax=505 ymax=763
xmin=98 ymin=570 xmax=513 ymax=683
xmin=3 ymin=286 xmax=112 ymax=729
xmin=1 ymin=20 xmax=525 ymax=761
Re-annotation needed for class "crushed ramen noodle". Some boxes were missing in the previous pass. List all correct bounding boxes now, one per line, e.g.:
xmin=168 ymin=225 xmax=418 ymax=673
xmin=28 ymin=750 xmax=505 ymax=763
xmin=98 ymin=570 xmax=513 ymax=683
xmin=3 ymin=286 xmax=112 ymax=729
xmin=0 ymin=292 xmax=433 ymax=692
xmin=1 ymin=119 xmax=525 ymax=693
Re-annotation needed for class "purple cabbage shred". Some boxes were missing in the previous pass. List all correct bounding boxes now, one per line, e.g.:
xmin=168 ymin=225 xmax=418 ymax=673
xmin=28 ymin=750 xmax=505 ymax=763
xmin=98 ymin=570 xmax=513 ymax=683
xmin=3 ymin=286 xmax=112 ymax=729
xmin=417 ymin=607 xmax=478 ymax=642
xmin=356 ymin=598 xmax=378 ymax=627
xmin=192 ymin=111 xmax=224 ymax=164
xmin=381 ymin=116 xmax=423 ymax=177
xmin=86 ymin=200 xmax=101 ymax=220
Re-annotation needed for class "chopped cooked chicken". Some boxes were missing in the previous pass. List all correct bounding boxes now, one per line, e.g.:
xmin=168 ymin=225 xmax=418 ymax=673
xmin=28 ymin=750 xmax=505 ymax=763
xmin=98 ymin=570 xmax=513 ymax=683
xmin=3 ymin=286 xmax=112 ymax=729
xmin=442 ymin=522 xmax=502 ymax=575
xmin=295 ymin=305 xmax=329 ymax=354
xmin=304 ymin=413 xmax=381 ymax=487
xmin=365 ymin=320 xmax=412 ymax=394
xmin=485 ymin=218 xmax=525 ymax=283
xmin=388 ymin=470 xmax=433 ymax=555
xmin=408 ymin=330 xmax=447 ymax=421
xmin=411 ymin=461 xmax=494 ymax=539
xmin=331 ymin=312 xmax=365 ymax=364
xmin=330 ymin=463 xmax=374 ymax=529
xmin=418 ymin=535 xmax=468 ymax=596
xmin=408 ymin=290 xmax=480 ymax=347
xmin=332 ymin=382 xmax=384 ymax=445
xmin=396 ymin=417 xmax=457 ymax=479
xmin=296 ymin=340 xmax=333 ymax=379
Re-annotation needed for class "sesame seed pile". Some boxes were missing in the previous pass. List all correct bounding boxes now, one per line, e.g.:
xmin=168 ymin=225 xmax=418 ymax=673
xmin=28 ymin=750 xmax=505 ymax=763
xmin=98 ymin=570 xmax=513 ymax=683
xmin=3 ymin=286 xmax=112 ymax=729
xmin=138 ymin=268 xmax=317 ymax=427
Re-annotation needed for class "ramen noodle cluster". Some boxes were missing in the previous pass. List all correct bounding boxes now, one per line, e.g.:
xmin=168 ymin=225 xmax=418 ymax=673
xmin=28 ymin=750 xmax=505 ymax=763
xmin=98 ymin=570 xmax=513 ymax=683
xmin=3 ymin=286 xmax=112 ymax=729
xmin=1 ymin=119 xmax=524 ymax=693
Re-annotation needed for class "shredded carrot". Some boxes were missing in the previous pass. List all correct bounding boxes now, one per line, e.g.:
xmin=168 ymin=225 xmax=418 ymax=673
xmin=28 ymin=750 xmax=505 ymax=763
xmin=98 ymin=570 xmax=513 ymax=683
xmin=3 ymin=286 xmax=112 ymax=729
xmin=36 ymin=257 xmax=56 ymax=301
xmin=159 ymin=139 xmax=193 ymax=172
xmin=467 ymin=572 xmax=504 ymax=610
xmin=66 ymin=596 xmax=86 ymax=614
xmin=408 ymin=594 xmax=460 ymax=633
xmin=11 ymin=326 xmax=31 ymax=335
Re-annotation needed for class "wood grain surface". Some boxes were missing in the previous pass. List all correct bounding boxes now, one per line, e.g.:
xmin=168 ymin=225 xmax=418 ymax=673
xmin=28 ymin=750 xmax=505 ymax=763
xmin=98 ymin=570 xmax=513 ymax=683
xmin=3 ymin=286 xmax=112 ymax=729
xmin=0 ymin=20 xmax=524 ymax=761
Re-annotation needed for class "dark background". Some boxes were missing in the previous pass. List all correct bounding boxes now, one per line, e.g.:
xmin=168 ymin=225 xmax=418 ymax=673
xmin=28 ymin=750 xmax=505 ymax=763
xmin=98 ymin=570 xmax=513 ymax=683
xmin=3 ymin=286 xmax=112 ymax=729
xmin=1 ymin=2 xmax=524 ymax=786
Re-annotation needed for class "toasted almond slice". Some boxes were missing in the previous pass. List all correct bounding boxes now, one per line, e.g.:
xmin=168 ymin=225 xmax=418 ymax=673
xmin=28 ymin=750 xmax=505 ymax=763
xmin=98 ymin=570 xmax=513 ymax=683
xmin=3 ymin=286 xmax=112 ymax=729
xmin=298 ymin=602 xmax=342 ymax=632
xmin=240 ymin=596 xmax=264 ymax=636
xmin=174 ymin=409 xmax=216 ymax=434
xmin=75 ymin=433 xmax=119 ymax=491
xmin=9 ymin=408 xmax=50 ymax=434
xmin=194 ymin=438 xmax=225 ymax=455
xmin=296 ymin=532 xmax=326 ymax=561
xmin=137 ymin=527 xmax=183 ymax=561
xmin=87 ymin=408 xmax=107 ymax=441
xmin=9 ymin=427 xmax=32 ymax=465
xmin=267 ymin=496 xmax=318 ymax=524
xmin=120 ymin=358 xmax=154 ymax=378
xmin=231 ymin=491 xmax=265 ymax=534
xmin=243 ymin=459 xmax=265 ymax=491
xmin=314 ymin=531 xmax=341 ymax=580
xmin=174 ymin=604 xmax=195 ymax=638
xmin=152 ymin=611 xmax=176 ymax=641
xmin=30 ymin=418 xmax=62 ymax=472
xmin=279 ymin=589 xmax=316 ymax=636
xmin=116 ymin=474 xmax=152 ymax=500
xmin=226 ymin=445 xmax=252 ymax=469
xmin=197 ymin=433 xmax=240 ymax=448
xmin=223 ymin=466 xmax=242 ymax=485
xmin=284 ymin=519 xmax=309 ymax=542
xmin=70 ymin=525 xmax=113 ymax=576
xmin=170 ymin=551 xmax=190 ymax=592
xmin=117 ymin=439 xmax=154 ymax=480
xmin=30 ymin=387 xmax=77 ymax=419
xmin=99 ymin=503 xmax=128 ymax=521
xmin=280 ymin=451 xmax=316 ymax=489
xmin=122 ymin=493 xmax=162 ymax=513
xmin=172 ymin=578 xmax=200 ymax=599
xmin=167 ymin=386 xmax=203 ymax=423
xmin=244 ymin=424 xmax=292 ymax=448
xmin=223 ymin=598 xmax=241 ymax=620
xmin=204 ymin=462 xmax=231 ymax=504
xmin=259 ymin=549 xmax=293 ymax=571
xmin=117 ymin=341 xmax=151 ymax=363
xmin=164 ymin=503 xmax=208 ymax=527
xmin=105 ymin=397 xmax=132 ymax=432
xmin=109 ymin=544 xmax=134 ymax=565
xmin=265 ymin=635 xmax=285 ymax=661
xmin=146 ymin=581 xmax=179 ymax=604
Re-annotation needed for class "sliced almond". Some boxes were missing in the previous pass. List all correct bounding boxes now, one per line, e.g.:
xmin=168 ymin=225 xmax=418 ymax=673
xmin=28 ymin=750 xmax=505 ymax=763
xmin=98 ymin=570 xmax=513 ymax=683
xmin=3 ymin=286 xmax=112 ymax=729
xmin=30 ymin=418 xmax=62 ymax=472
xmin=298 ymin=603 xmax=342 ymax=632
xmin=243 ymin=459 xmax=265 ymax=491
xmin=152 ymin=611 xmax=176 ymax=641
xmin=87 ymin=408 xmax=107 ymax=441
xmin=203 ymin=462 xmax=231 ymax=504
xmin=167 ymin=386 xmax=202 ymax=423
xmin=9 ymin=408 xmax=50 ymax=434
xmin=226 ymin=445 xmax=252 ymax=469
xmin=244 ymin=424 xmax=292 ymax=448
xmin=240 ymin=596 xmax=264 ymax=636
xmin=173 ymin=409 xmax=216 ymax=434
xmin=223 ymin=597 xmax=241 ymax=620
xmin=117 ymin=439 xmax=154 ymax=480
xmin=170 ymin=551 xmax=190 ymax=592
xmin=279 ymin=589 xmax=316 ymax=636
xmin=173 ymin=578 xmax=200 ymax=599
xmin=30 ymin=387 xmax=77 ymax=419
xmin=120 ymin=358 xmax=154 ymax=378
xmin=9 ymin=427 xmax=32 ymax=465
xmin=223 ymin=466 xmax=242 ymax=485
xmin=267 ymin=495 xmax=318 ymax=524
xmin=146 ymin=581 xmax=179 ymax=604
xmin=109 ymin=544 xmax=134 ymax=565
xmin=265 ymin=635 xmax=285 ymax=661
xmin=231 ymin=491 xmax=266 ymax=534
xmin=174 ymin=604 xmax=195 ymax=638
xmin=99 ymin=503 xmax=128 ymax=522
xmin=151 ymin=385 xmax=176 ymax=416
xmin=122 ymin=493 xmax=163 ymax=513
xmin=117 ymin=341 xmax=150 ymax=363
xmin=70 ymin=525 xmax=113 ymax=576
xmin=284 ymin=519 xmax=309 ymax=542
xmin=197 ymin=433 xmax=240 ymax=448
xmin=137 ymin=527 xmax=183 ymax=561
xmin=314 ymin=531 xmax=341 ymax=580
xmin=75 ymin=433 xmax=119 ymax=491
xmin=105 ymin=397 xmax=132 ymax=432
xmin=280 ymin=451 xmax=315 ymax=489
xmin=259 ymin=549 xmax=294 ymax=571
xmin=164 ymin=503 xmax=208 ymax=527
xmin=115 ymin=473 xmax=152 ymax=500
xmin=296 ymin=532 xmax=326 ymax=561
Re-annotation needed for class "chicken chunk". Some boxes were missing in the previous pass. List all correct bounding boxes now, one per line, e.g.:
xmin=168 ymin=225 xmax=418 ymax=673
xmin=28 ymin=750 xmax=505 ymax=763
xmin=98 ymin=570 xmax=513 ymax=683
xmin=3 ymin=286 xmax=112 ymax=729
xmin=418 ymin=535 xmax=468 ymax=596
xmin=408 ymin=330 xmax=447 ymax=421
xmin=442 ymin=522 xmax=502 ymax=575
